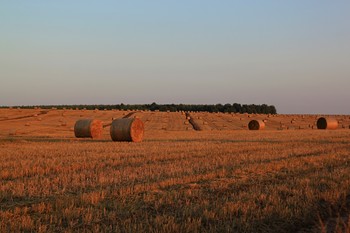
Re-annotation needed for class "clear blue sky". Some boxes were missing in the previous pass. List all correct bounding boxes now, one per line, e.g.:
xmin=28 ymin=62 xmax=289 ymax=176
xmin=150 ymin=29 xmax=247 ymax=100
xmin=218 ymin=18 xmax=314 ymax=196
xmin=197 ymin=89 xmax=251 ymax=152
xmin=1 ymin=1 xmax=349 ymax=114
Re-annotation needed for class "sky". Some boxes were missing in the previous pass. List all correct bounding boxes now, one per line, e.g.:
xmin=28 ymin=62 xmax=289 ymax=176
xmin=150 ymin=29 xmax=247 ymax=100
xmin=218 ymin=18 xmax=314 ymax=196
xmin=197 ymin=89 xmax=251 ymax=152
xmin=1 ymin=1 xmax=350 ymax=114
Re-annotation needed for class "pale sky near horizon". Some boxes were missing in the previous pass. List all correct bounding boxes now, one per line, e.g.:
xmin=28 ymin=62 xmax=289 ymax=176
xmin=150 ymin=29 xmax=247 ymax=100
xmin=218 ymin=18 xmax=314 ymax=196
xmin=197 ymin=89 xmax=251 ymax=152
xmin=1 ymin=1 xmax=350 ymax=114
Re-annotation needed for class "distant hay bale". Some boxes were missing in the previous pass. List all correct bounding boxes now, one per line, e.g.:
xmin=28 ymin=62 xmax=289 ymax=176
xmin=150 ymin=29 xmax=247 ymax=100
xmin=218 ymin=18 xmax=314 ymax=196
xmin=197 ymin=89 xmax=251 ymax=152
xmin=8 ymin=129 xmax=17 ymax=136
xmin=316 ymin=117 xmax=338 ymax=130
xmin=248 ymin=120 xmax=265 ymax=130
xmin=110 ymin=118 xmax=144 ymax=142
xmin=74 ymin=119 xmax=103 ymax=139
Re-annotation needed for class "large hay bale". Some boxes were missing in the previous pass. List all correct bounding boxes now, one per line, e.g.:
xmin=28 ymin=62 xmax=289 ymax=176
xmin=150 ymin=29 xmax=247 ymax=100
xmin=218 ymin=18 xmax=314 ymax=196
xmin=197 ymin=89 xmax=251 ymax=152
xmin=74 ymin=119 xmax=103 ymax=139
xmin=110 ymin=118 xmax=144 ymax=142
xmin=248 ymin=120 xmax=265 ymax=130
xmin=317 ymin=117 xmax=338 ymax=130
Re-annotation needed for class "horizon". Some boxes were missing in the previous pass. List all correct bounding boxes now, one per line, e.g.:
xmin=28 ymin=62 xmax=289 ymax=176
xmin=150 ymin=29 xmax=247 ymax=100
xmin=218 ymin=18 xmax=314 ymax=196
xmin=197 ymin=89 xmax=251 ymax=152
xmin=1 ymin=1 xmax=350 ymax=114
xmin=0 ymin=102 xmax=339 ymax=115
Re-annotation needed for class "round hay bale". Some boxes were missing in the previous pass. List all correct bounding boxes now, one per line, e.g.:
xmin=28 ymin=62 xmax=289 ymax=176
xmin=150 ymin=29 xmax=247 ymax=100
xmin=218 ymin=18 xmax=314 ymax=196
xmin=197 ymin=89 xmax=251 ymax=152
xmin=248 ymin=120 xmax=265 ymax=130
xmin=316 ymin=117 xmax=338 ymax=130
xmin=74 ymin=119 xmax=103 ymax=139
xmin=8 ymin=129 xmax=17 ymax=136
xmin=110 ymin=118 xmax=144 ymax=142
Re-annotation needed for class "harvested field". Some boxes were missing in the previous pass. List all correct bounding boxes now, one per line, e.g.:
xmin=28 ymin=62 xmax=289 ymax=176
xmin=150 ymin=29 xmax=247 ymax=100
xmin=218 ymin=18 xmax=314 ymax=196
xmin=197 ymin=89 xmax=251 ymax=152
xmin=1 ymin=108 xmax=350 ymax=232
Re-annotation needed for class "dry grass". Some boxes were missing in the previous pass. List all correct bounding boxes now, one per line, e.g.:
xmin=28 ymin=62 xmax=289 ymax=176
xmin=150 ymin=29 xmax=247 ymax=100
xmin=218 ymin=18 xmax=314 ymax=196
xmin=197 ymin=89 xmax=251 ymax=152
xmin=0 ymin=109 xmax=350 ymax=232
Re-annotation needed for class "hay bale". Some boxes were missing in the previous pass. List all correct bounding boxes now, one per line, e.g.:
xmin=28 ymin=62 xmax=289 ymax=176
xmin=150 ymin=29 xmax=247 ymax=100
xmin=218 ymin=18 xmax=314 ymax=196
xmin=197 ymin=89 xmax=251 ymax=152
xmin=316 ymin=117 xmax=338 ymax=130
xmin=110 ymin=118 xmax=144 ymax=142
xmin=8 ymin=129 xmax=17 ymax=136
xmin=248 ymin=120 xmax=265 ymax=130
xmin=74 ymin=119 xmax=103 ymax=139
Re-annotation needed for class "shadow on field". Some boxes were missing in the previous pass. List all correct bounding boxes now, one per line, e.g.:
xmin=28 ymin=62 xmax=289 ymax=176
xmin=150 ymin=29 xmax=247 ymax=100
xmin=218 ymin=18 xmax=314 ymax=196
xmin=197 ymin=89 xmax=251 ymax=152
xmin=147 ymin=138 xmax=282 ymax=144
xmin=1 ymin=136 xmax=284 ymax=144
xmin=1 ymin=136 xmax=109 ymax=143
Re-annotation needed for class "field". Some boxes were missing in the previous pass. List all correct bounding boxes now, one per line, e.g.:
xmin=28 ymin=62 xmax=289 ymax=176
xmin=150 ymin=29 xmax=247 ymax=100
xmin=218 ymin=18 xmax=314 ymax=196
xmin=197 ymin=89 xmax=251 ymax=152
xmin=1 ymin=108 xmax=350 ymax=232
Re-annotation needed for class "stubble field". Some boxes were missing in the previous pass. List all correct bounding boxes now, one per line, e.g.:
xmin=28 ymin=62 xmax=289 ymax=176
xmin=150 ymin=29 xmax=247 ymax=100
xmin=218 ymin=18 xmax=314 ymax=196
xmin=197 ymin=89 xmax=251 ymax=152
xmin=1 ymin=108 xmax=350 ymax=232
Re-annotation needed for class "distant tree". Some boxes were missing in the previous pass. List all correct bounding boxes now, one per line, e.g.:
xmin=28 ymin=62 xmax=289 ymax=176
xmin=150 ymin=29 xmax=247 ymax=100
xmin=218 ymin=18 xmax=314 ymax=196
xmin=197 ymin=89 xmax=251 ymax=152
xmin=6 ymin=102 xmax=277 ymax=114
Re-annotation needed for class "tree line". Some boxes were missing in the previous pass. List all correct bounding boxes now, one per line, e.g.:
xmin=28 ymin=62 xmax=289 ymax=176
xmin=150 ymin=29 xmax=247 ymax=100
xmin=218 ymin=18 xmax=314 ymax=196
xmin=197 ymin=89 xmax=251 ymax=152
xmin=2 ymin=103 xmax=277 ymax=114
